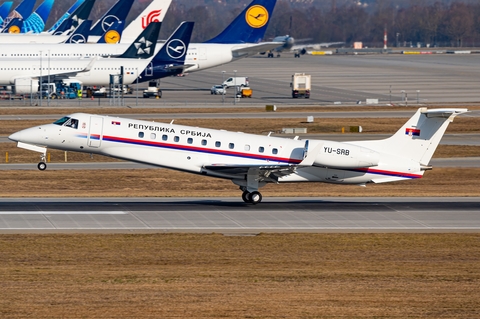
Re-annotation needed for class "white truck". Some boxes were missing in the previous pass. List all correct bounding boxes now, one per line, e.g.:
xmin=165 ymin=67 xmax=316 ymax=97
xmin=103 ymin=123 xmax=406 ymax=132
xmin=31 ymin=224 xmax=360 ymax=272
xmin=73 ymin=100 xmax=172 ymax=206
xmin=290 ymin=73 xmax=311 ymax=98
xmin=222 ymin=76 xmax=249 ymax=88
xmin=143 ymin=81 xmax=162 ymax=98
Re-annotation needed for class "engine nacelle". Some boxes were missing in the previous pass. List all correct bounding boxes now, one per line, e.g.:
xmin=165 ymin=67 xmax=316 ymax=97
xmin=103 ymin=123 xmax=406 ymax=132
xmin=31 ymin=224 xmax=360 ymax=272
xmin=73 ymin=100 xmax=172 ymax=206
xmin=314 ymin=141 xmax=380 ymax=168
xmin=13 ymin=78 xmax=39 ymax=95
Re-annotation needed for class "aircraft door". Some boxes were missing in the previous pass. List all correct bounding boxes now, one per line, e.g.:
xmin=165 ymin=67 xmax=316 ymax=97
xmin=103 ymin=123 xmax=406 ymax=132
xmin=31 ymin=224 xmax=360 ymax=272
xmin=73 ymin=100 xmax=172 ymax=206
xmin=199 ymin=47 xmax=207 ymax=60
xmin=145 ymin=62 xmax=153 ymax=77
xmin=88 ymin=116 xmax=104 ymax=148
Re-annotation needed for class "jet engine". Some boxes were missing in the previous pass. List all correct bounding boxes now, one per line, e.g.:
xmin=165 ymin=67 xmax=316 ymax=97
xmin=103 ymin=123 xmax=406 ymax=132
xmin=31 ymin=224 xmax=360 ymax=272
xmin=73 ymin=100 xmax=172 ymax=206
xmin=313 ymin=141 xmax=380 ymax=169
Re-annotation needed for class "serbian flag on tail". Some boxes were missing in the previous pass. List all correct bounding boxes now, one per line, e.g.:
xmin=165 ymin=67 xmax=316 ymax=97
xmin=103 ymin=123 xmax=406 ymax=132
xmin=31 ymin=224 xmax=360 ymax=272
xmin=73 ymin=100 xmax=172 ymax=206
xmin=111 ymin=121 xmax=121 ymax=126
xmin=405 ymin=128 xmax=420 ymax=136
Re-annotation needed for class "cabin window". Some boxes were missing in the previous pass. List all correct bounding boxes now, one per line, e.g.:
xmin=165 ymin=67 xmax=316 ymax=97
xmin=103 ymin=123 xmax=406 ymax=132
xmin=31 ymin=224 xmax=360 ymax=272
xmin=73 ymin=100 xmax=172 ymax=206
xmin=187 ymin=138 xmax=193 ymax=144
xmin=162 ymin=134 xmax=168 ymax=141
xmin=244 ymin=145 xmax=250 ymax=151
xmin=174 ymin=136 xmax=180 ymax=142
xmin=272 ymin=148 xmax=278 ymax=155
xmin=229 ymin=143 xmax=234 ymax=149
xmin=150 ymin=133 xmax=156 ymax=139
xmin=259 ymin=146 xmax=265 ymax=153
xmin=201 ymin=139 xmax=207 ymax=146
xmin=138 ymin=132 xmax=144 ymax=138
xmin=215 ymin=141 xmax=221 ymax=147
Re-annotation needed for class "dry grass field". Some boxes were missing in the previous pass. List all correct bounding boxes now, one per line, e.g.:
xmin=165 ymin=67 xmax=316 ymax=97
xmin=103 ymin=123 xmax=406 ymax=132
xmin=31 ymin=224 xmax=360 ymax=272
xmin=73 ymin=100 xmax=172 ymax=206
xmin=1 ymin=105 xmax=479 ymax=318
xmin=1 ymin=233 xmax=479 ymax=318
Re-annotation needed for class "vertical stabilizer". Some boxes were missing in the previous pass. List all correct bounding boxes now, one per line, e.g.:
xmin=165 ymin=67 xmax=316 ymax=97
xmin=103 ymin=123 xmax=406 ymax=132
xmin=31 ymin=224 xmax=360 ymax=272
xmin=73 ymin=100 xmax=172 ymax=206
xmin=120 ymin=0 xmax=172 ymax=43
xmin=118 ymin=21 xmax=162 ymax=59
xmin=48 ymin=0 xmax=84 ymax=33
xmin=205 ymin=0 xmax=277 ymax=44
xmin=96 ymin=20 xmax=124 ymax=44
xmin=51 ymin=0 xmax=95 ymax=35
xmin=89 ymin=0 xmax=134 ymax=37
xmin=64 ymin=20 xmax=92 ymax=44
xmin=0 ymin=2 xmax=13 ymax=25
xmin=357 ymin=108 xmax=468 ymax=166
xmin=22 ymin=0 xmax=55 ymax=33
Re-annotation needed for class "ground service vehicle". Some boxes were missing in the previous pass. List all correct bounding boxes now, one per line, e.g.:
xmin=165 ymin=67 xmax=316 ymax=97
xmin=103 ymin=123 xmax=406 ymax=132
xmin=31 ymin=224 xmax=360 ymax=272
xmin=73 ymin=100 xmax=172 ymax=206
xmin=41 ymin=80 xmax=82 ymax=99
xmin=143 ymin=81 xmax=162 ymax=98
xmin=211 ymin=85 xmax=226 ymax=95
xmin=222 ymin=77 xmax=249 ymax=88
xmin=291 ymin=73 xmax=311 ymax=98
xmin=236 ymin=87 xmax=252 ymax=98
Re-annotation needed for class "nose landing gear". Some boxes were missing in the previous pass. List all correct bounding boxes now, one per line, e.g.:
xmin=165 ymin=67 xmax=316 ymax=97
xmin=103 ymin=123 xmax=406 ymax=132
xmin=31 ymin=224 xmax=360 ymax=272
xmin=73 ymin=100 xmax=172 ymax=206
xmin=37 ymin=153 xmax=47 ymax=170
xmin=241 ymin=190 xmax=263 ymax=205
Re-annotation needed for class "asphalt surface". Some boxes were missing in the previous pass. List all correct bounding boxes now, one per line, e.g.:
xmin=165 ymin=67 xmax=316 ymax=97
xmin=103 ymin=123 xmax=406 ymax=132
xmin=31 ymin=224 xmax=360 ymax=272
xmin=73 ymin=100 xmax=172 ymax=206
xmin=0 ymin=197 xmax=479 ymax=233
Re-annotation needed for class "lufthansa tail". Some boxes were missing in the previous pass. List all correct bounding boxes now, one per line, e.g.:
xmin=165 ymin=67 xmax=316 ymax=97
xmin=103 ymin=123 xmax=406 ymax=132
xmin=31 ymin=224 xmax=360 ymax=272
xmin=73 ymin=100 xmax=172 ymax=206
xmin=205 ymin=0 xmax=277 ymax=44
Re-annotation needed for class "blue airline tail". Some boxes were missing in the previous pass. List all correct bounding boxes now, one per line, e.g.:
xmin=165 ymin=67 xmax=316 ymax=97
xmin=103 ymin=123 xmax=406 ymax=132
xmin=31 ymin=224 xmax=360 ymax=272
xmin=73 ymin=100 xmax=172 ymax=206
xmin=48 ymin=0 xmax=84 ymax=33
xmin=8 ymin=0 xmax=35 ymax=20
xmin=0 ymin=2 xmax=13 ymax=20
xmin=51 ymin=0 xmax=95 ymax=35
xmin=138 ymin=21 xmax=194 ymax=83
xmin=96 ymin=20 xmax=125 ymax=44
xmin=64 ymin=20 xmax=92 ymax=44
xmin=2 ymin=18 xmax=23 ymax=33
xmin=89 ymin=0 xmax=134 ymax=37
xmin=22 ymin=0 xmax=55 ymax=33
xmin=205 ymin=0 xmax=276 ymax=44
xmin=118 ymin=21 xmax=162 ymax=59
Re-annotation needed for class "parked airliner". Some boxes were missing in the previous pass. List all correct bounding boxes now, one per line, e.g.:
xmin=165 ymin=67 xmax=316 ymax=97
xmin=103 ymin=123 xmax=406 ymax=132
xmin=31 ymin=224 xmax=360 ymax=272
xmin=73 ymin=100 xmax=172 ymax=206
xmin=0 ymin=21 xmax=193 ymax=92
xmin=0 ymin=0 xmax=172 ymax=44
xmin=8 ymin=108 xmax=467 ymax=204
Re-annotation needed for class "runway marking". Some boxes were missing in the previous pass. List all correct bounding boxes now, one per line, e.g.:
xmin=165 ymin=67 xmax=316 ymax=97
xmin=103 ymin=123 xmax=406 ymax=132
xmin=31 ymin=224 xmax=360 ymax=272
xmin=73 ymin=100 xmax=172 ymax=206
xmin=0 ymin=211 xmax=127 ymax=215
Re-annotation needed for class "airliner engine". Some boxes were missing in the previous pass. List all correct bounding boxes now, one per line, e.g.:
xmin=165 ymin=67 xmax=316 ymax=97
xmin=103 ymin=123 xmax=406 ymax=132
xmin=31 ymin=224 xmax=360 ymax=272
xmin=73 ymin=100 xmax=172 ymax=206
xmin=313 ymin=141 xmax=380 ymax=168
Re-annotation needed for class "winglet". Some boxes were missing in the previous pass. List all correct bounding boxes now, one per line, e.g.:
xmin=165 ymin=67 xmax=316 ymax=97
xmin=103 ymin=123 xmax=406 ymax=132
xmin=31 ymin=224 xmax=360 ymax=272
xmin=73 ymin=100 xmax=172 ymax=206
xmin=205 ymin=0 xmax=277 ymax=44
xmin=117 ymin=21 xmax=161 ymax=59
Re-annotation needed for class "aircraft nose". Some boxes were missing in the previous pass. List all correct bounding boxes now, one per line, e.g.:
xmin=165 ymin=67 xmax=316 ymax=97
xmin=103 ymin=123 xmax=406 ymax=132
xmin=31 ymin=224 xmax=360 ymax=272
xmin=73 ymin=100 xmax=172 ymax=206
xmin=8 ymin=131 xmax=22 ymax=142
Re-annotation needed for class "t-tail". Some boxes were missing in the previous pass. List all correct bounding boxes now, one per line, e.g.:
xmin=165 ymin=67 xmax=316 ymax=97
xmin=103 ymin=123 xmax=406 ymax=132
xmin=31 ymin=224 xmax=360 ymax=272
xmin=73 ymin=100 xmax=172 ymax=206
xmin=137 ymin=21 xmax=194 ymax=82
xmin=51 ymin=0 xmax=95 ymax=35
xmin=22 ymin=0 xmax=54 ymax=33
xmin=89 ymin=0 xmax=134 ymax=37
xmin=205 ymin=0 xmax=277 ymax=44
xmin=354 ymin=108 xmax=468 ymax=176
xmin=118 ymin=21 xmax=162 ymax=59
xmin=63 ymin=20 xmax=92 ymax=44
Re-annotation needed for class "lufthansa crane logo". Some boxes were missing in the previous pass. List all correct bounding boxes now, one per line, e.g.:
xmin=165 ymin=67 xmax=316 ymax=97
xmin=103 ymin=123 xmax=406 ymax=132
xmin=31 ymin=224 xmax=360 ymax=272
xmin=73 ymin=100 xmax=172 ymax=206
xmin=104 ymin=30 xmax=120 ymax=44
xmin=8 ymin=25 xmax=20 ymax=33
xmin=101 ymin=15 xmax=120 ymax=32
xmin=166 ymin=39 xmax=186 ymax=59
xmin=245 ymin=5 xmax=268 ymax=28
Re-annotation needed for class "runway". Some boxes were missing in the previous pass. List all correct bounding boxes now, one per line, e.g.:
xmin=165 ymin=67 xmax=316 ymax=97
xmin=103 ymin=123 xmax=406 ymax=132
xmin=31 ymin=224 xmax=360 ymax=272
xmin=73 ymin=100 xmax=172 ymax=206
xmin=1 ymin=197 xmax=479 ymax=233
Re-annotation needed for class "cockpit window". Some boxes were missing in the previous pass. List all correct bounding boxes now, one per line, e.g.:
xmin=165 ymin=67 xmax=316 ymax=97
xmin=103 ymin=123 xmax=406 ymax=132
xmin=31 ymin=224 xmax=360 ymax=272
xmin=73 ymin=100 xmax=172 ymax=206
xmin=53 ymin=117 xmax=70 ymax=126
xmin=53 ymin=117 xmax=79 ymax=129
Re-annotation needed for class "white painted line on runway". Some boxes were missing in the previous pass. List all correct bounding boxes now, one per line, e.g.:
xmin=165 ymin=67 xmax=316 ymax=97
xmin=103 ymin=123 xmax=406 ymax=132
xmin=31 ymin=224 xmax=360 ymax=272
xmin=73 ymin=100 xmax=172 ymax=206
xmin=0 ymin=211 xmax=127 ymax=215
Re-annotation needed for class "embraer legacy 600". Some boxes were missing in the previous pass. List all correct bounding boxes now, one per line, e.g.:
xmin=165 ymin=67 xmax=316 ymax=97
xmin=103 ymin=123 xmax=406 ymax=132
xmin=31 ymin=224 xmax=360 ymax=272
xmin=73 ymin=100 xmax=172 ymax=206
xmin=9 ymin=108 xmax=467 ymax=204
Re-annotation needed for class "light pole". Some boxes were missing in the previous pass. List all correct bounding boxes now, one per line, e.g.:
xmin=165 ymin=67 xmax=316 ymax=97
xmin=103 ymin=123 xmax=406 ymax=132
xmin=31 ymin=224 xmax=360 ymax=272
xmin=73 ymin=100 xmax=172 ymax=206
xmin=233 ymin=70 xmax=237 ymax=105
xmin=222 ymin=70 xmax=225 ymax=103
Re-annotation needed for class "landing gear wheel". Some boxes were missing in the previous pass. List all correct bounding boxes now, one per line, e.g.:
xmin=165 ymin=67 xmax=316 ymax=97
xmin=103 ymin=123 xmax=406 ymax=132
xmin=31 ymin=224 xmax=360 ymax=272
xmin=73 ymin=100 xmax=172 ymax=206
xmin=242 ymin=191 xmax=251 ymax=203
xmin=37 ymin=162 xmax=47 ymax=171
xmin=249 ymin=191 xmax=262 ymax=205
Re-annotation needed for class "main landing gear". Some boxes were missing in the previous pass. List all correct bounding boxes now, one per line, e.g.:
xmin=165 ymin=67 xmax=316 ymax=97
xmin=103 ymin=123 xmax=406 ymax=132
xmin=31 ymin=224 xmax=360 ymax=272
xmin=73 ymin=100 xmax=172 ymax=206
xmin=242 ymin=190 xmax=263 ymax=205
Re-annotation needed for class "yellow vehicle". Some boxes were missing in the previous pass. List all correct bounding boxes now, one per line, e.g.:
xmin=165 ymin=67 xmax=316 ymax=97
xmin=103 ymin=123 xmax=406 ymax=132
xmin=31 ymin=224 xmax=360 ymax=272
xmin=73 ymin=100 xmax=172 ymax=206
xmin=236 ymin=87 xmax=252 ymax=98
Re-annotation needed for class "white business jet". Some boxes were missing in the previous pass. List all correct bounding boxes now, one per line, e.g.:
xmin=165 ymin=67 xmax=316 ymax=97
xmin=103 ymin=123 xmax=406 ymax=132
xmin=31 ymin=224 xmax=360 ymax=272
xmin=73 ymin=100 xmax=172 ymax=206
xmin=9 ymin=108 xmax=467 ymax=204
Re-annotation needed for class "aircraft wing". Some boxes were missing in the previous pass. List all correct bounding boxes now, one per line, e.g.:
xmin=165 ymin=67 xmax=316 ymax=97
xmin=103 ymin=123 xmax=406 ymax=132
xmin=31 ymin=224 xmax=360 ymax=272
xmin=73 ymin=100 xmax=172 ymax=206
xmin=291 ymin=42 xmax=344 ymax=51
xmin=203 ymin=164 xmax=299 ymax=183
xmin=231 ymin=42 xmax=284 ymax=58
